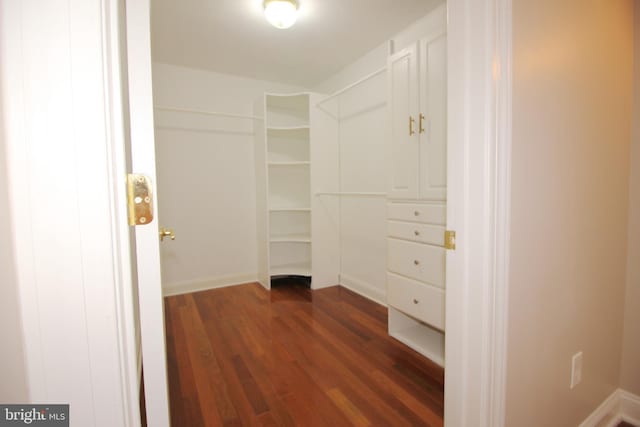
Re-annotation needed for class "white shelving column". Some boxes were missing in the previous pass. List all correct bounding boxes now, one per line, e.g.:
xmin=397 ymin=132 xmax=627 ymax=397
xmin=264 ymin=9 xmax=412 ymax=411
xmin=254 ymin=93 xmax=313 ymax=285
xmin=255 ymin=92 xmax=341 ymax=289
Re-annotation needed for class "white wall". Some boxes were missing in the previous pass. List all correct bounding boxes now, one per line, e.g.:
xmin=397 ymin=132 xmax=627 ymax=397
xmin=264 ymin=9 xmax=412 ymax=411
xmin=335 ymin=73 xmax=388 ymax=302
xmin=151 ymin=63 xmax=306 ymax=294
xmin=0 ymin=100 xmax=28 ymax=402
xmin=507 ymin=0 xmax=634 ymax=425
xmin=312 ymin=4 xmax=447 ymax=303
xmin=620 ymin=1 xmax=640 ymax=397
xmin=314 ymin=3 xmax=447 ymax=94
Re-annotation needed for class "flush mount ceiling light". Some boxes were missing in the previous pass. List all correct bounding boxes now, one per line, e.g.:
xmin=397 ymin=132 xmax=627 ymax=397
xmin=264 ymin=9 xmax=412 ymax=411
xmin=263 ymin=0 xmax=299 ymax=29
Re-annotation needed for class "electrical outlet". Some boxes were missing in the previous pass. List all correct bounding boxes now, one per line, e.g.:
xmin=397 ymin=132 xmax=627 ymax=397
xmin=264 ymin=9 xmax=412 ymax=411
xmin=570 ymin=351 xmax=583 ymax=389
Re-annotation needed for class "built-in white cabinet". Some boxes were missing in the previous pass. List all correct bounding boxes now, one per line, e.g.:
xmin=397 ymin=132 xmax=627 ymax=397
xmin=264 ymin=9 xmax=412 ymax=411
xmin=386 ymin=200 xmax=447 ymax=366
xmin=255 ymin=93 xmax=313 ymax=287
xmin=387 ymin=31 xmax=447 ymax=201
xmin=386 ymin=29 xmax=448 ymax=366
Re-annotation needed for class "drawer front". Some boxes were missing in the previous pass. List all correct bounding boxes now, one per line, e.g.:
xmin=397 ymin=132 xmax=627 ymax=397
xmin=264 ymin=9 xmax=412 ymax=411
xmin=388 ymin=238 xmax=445 ymax=288
xmin=387 ymin=272 xmax=445 ymax=330
xmin=388 ymin=220 xmax=445 ymax=246
xmin=387 ymin=202 xmax=446 ymax=225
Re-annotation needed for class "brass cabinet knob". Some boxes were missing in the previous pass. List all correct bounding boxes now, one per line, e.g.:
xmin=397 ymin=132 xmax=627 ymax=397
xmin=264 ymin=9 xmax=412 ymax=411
xmin=159 ymin=227 xmax=175 ymax=242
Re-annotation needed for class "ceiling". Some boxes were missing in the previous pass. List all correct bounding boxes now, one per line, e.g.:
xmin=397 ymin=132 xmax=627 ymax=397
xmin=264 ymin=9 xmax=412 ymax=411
xmin=151 ymin=0 xmax=443 ymax=88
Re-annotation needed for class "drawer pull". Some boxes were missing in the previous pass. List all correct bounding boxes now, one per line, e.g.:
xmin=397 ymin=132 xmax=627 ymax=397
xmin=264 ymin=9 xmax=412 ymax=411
xmin=414 ymin=230 xmax=420 ymax=236
xmin=413 ymin=260 xmax=420 ymax=266
xmin=413 ymin=299 xmax=419 ymax=304
xmin=414 ymin=210 xmax=420 ymax=216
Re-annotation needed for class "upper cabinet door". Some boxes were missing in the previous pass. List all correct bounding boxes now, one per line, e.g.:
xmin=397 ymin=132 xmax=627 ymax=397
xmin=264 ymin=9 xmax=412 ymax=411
xmin=387 ymin=44 xmax=419 ymax=200
xmin=418 ymin=33 xmax=448 ymax=201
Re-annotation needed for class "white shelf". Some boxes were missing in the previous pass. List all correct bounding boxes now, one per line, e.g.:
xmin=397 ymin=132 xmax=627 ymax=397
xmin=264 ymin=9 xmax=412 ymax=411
xmin=388 ymin=308 xmax=444 ymax=367
xmin=389 ymin=325 xmax=444 ymax=367
xmin=258 ymin=92 xmax=313 ymax=285
xmin=267 ymin=125 xmax=310 ymax=132
xmin=270 ymin=263 xmax=312 ymax=277
xmin=269 ymin=207 xmax=310 ymax=212
xmin=315 ymin=192 xmax=387 ymax=197
xmin=270 ymin=234 xmax=311 ymax=243
xmin=268 ymin=161 xmax=310 ymax=167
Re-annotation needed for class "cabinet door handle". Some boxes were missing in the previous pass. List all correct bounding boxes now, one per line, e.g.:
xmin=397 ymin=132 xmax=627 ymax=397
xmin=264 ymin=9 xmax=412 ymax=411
xmin=414 ymin=260 xmax=420 ymax=266
xmin=419 ymin=113 xmax=426 ymax=133
xmin=414 ymin=230 xmax=420 ymax=236
xmin=413 ymin=299 xmax=419 ymax=304
xmin=414 ymin=210 xmax=420 ymax=216
xmin=409 ymin=116 xmax=416 ymax=136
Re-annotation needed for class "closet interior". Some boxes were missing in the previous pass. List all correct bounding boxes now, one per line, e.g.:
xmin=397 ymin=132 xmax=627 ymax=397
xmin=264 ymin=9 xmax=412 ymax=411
xmin=153 ymin=1 xmax=449 ymax=366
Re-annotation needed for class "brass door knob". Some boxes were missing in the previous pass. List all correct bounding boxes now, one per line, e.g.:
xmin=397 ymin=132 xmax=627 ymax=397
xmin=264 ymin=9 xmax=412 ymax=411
xmin=159 ymin=227 xmax=175 ymax=242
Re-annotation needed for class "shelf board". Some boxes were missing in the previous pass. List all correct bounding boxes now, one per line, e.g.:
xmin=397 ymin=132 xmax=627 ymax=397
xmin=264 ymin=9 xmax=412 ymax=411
xmin=267 ymin=125 xmax=310 ymax=131
xmin=268 ymin=161 xmax=310 ymax=167
xmin=269 ymin=207 xmax=311 ymax=212
xmin=389 ymin=323 xmax=445 ymax=367
xmin=269 ymin=234 xmax=311 ymax=243
xmin=270 ymin=263 xmax=311 ymax=277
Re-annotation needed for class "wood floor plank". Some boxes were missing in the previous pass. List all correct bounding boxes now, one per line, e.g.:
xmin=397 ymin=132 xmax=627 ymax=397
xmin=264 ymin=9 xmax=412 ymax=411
xmin=326 ymin=388 xmax=371 ymax=427
xmin=179 ymin=294 xmax=238 ymax=426
xmin=286 ymin=308 xmax=430 ymax=426
xmin=170 ymin=295 xmax=206 ymax=427
xmin=165 ymin=282 xmax=445 ymax=426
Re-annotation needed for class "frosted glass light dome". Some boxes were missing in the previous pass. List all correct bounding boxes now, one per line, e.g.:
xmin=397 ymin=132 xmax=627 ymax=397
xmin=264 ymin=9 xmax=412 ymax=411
xmin=263 ymin=0 xmax=298 ymax=29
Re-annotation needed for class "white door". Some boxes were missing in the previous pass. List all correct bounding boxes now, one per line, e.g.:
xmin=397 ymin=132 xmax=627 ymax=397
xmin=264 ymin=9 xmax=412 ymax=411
xmin=387 ymin=44 xmax=419 ymax=199
xmin=124 ymin=1 xmax=171 ymax=426
xmin=418 ymin=33 xmax=448 ymax=201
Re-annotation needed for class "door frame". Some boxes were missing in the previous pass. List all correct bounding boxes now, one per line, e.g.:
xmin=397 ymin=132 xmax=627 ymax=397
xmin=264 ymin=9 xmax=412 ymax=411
xmin=105 ymin=0 xmax=514 ymax=426
xmin=444 ymin=0 xmax=512 ymax=425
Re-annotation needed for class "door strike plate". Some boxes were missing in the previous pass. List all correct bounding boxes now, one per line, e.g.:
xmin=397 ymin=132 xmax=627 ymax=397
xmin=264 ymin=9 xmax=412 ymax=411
xmin=127 ymin=174 xmax=154 ymax=226
xmin=444 ymin=230 xmax=456 ymax=250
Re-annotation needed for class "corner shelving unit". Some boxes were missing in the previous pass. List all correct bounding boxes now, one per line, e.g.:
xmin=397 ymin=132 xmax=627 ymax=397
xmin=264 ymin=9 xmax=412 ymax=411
xmin=255 ymin=93 xmax=312 ymax=288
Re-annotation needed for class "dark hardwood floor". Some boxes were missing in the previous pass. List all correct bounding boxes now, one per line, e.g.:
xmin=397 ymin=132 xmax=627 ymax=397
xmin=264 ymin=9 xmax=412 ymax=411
xmin=165 ymin=280 xmax=444 ymax=426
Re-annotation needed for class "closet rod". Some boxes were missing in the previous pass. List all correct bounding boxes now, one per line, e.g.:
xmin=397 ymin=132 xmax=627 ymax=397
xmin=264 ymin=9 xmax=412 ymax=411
xmin=155 ymin=106 xmax=263 ymax=120
xmin=316 ymin=66 xmax=387 ymax=106
xmin=315 ymin=192 xmax=387 ymax=197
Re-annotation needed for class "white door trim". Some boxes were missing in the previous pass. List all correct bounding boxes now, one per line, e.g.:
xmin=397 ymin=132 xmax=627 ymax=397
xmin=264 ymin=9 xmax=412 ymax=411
xmin=489 ymin=0 xmax=513 ymax=424
xmin=123 ymin=0 xmax=172 ymax=425
xmin=101 ymin=0 xmax=144 ymax=425
xmin=444 ymin=0 xmax=512 ymax=425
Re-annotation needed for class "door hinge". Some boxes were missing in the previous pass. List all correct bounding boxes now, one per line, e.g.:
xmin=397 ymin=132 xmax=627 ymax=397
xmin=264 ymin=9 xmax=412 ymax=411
xmin=127 ymin=174 xmax=154 ymax=226
xmin=444 ymin=230 xmax=456 ymax=250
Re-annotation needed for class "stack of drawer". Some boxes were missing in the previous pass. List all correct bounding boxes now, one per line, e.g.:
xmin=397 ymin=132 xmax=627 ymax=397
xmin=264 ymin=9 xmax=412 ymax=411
xmin=387 ymin=201 xmax=446 ymax=331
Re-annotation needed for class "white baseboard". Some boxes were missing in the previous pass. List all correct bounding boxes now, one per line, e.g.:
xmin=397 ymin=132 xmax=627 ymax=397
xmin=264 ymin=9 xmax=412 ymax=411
xmin=339 ymin=273 xmax=387 ymax=307
xmin=619 ymin=390 xmax=640 ymax=426
xmin=580 ymin=389 xmax=640 ymax=427
xmin=162 ymin=273 xmax=258 ymax=297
